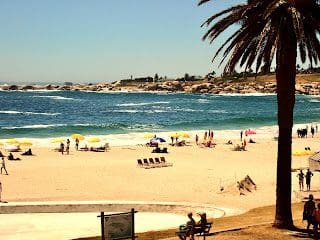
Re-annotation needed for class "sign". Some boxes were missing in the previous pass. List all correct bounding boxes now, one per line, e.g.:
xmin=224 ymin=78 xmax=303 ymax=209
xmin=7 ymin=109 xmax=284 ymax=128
xmin=99 ymin=209 xmax=137 ymax=240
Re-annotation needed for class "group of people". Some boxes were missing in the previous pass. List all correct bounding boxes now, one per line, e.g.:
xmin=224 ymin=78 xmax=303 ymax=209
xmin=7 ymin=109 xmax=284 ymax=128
xmin=59 ymin=139 xmax=71 ymax=155
xmin=297 ymin=169 xmax=314 ymax=191
xmin=297 ymin=124 xmax=317 ymax=138
xmin=177 ymin=212 xmax=208 ymax=240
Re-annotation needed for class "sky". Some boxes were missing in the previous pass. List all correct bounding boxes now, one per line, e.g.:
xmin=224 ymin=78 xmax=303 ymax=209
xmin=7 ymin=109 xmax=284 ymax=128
xmin=0 ymin=0 xmax=239 ymax=84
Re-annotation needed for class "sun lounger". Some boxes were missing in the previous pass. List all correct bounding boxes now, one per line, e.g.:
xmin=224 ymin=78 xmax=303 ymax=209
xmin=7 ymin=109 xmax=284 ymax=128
xmin=137 ymin=159 xmax=150 ymax=169
xmin=160 ymin=157 xmax=173 ymax=167
xmin=155 ymin=157 xmax=161 ymax=164
xmin=149 ymin=158 xmax=162 ymax=168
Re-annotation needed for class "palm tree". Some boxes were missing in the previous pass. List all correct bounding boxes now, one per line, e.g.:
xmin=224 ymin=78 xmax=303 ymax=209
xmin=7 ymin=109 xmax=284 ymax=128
xmin=199 ymin=0 xmax=320 ymax=229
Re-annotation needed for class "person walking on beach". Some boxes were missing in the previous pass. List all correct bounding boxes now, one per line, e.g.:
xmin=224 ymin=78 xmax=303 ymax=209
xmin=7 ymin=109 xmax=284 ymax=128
xmin=1 ymin=157 xmax=8 ymax=175
xmin=306 ymin=169 xmax=314 ymax=191
xmin=60 ymin=142 xmax=64 ymax=155
xmin=195 ymin=134 xmax=199 ymax=145
xmin=297 ymin=170 xmax=304 ymax=191
xmin=303 ymin=194 xmax=316 ymax=234
xmin=66 ymin=139 xmax=70 ymax=155
xmin=240 ymin=130 xmax=243 ymax=141
xmin=75 ymin=138 xmax=79 ymax=151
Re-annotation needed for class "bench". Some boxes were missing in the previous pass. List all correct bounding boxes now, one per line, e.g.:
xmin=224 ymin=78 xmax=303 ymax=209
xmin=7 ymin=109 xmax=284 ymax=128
xmin=176 ymin=222 xmax=213 ymax=240
xmin=195 ymin=222 xmax=213 ymax=239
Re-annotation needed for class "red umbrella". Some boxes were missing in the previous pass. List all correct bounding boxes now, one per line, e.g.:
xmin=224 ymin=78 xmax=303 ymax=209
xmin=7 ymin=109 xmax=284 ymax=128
xmin=245 ymin=129 xmax=256 ymax=135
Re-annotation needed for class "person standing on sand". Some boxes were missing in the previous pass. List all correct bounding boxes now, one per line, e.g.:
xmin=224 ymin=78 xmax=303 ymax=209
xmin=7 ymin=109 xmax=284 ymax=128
xmin=306 ymin=169 xmax=314 ymax=191
xmin=195 ymin=134 xmax=199 ymax=145
xmin=60 ymin=142 xmax=64 ymax=155
xmin=66 ymin=139 xmax=70 ymax=155
xmin=75 ymin=138 xmax=79 ymax=151
xmin=1 ymin=157 xmax=8 ymax=175
xmin=240 ymin=130 xmax=243 ymax=141
xmin=297 ymin=170 xmax=304 ymax=191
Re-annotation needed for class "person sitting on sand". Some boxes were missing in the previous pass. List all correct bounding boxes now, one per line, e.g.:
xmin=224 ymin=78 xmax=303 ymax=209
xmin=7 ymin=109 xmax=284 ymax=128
xmin=21 ymin=148 xmax=32 ymax=156
xmin=8 ymin=153 xmax=20 ymax=161
xmin=178 ymin=212 xmax=196 ymax=240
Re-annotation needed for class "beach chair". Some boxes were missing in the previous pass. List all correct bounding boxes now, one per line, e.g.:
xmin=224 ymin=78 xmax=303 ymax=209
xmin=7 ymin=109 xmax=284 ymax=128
xmin=143 ymin=158 xmax=151 ymax=168
xmin=154 ymin=157 xmax=162 ymax=165
xmin=137 ymin=159 xmax=150 ymax=169
xmin=160 ymin=157 xmax=173 ymax=167
xmin=137 ymin=159 xmax=144 ymax=167
xmin=149 ymin=158 xmax=162 ymax=168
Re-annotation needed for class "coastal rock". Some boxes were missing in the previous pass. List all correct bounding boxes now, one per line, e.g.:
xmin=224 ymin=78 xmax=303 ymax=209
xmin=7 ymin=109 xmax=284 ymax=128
xmin=21 ymin=85 xmax=34 ymax=90
xmin=8 ymin=85 xmax=19 ymax=90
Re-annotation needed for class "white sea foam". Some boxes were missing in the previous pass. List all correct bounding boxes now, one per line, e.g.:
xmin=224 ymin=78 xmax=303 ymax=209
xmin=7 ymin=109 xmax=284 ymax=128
xmin=32 ymin=95 xmax=76 ymax=101
xmin=0 ymin=110 xmax=60 ymax=116
xmin=2 ymin=122 xmax=319 ymax=147
xmin=218 ymin=93 xmax=276 ymax=97
xmin=197 ymin=99 xmax=210 ymax=103
xmin=2 ymin=124 xmax=66 ymax=130
xmin=309 ymin=99 xmax=320 ymax=103
xmin=116 ymin=101 xmax=169 ymax=107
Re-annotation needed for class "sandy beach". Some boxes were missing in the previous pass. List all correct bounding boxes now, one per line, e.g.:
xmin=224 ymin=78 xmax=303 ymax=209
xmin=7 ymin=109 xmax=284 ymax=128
xmin=1 ymin=134 xmax=318 ymax=210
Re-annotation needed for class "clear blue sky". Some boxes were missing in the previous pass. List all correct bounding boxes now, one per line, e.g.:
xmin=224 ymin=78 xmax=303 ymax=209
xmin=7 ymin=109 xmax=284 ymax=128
xmin=0 ymin=0 xmax=238 ymax=83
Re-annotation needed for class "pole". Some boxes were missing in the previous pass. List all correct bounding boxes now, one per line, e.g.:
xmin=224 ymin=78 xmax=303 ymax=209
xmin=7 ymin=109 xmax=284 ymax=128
xmin=101 ymin=212 xmax=105 ymax=240
xmin=131 ymin=208 xmax=135 ymax=240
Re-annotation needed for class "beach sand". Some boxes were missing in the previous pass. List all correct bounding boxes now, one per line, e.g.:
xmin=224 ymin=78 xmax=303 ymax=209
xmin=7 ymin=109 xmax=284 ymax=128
xmin=1 ymin=135 xmax=318 ymax=211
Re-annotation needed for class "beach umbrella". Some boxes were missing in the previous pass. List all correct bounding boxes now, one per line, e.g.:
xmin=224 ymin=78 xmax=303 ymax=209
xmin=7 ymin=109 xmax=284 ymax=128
xmin=87 ymin=136 xmax=101 ymax=143
xmin=51 ymin=137 xmax=64 ymax=143
xmin=170 ymin=133 xmax=180 ymax=138
xmin=19 ymin=139 xmax=33 ymax=146
xmin=144 ymin=133 xmax=155 ymax=138
xmin=156 ymin=137 xmax=166 ymax=143
xmin=71 ymin=133 xmax=85 ymax=141
xmin=6 ymin=139 xmax=18 ymax=144
xmin=245 ymin=129 xmax=256 ymax=135
xmin=292 ymin=149 xmax=314 ymax=156
xmin=179 ymin=131 xmax=190 ymax=138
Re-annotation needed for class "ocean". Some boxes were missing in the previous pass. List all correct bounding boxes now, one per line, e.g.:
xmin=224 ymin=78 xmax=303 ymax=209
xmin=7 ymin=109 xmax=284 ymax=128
xmin=0 ymin=90 xmax=319 ymax=146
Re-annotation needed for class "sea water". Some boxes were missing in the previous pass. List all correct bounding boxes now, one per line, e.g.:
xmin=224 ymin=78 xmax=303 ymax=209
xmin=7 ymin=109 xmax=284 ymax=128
xmin=0 ymin=90 xmax=319 ymax=146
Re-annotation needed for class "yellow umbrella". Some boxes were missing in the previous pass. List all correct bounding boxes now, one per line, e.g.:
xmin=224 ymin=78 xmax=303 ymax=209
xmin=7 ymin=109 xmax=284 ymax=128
xmin=144 ymin=133 xmax=155 ymax=138
xmin=19 ymin=139 xmax=33 ymax=146
xmin=51 ymin=137 xmax=64 ymax=143
xmin=71 ymin=133 xmax=85 ymax=141
xmin=292 ymin=149 xmax=314 ymax=156
xmin=179 ymin=131 xmax=190 ymax=138
xmin=170 ymin=133 xmax=180 ymax=138
xmin=6 ymin=138 xmax=18 ymax=144
xmin=87 ymin=136 xmax=101 ymax=143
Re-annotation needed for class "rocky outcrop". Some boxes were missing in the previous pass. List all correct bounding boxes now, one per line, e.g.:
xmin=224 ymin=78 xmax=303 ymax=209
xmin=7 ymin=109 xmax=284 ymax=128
xmin=1 ymin=77 xmax=320 ymax=95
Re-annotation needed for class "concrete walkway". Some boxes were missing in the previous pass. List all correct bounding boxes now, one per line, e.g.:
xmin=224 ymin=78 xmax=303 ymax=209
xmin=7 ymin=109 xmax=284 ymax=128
xmin=0 ymin=201 xmax=240 ymax=240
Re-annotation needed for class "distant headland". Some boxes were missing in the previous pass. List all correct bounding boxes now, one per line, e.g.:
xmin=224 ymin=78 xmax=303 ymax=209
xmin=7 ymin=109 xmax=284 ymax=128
xmin=1 ymin=73 xmax=320 ymax=95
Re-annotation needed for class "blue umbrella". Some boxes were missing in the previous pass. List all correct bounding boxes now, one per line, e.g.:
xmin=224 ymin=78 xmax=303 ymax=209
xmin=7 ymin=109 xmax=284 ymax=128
xmin=156 ymin=137 xmax=166 ymax=143
xmin=150 ymin=137 xmax=166 ymax=143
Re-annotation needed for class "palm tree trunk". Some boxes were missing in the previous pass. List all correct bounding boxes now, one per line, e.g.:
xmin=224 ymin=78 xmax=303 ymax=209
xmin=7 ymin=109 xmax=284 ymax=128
xmin=273 ymin=19 xmax=297 ymax=229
